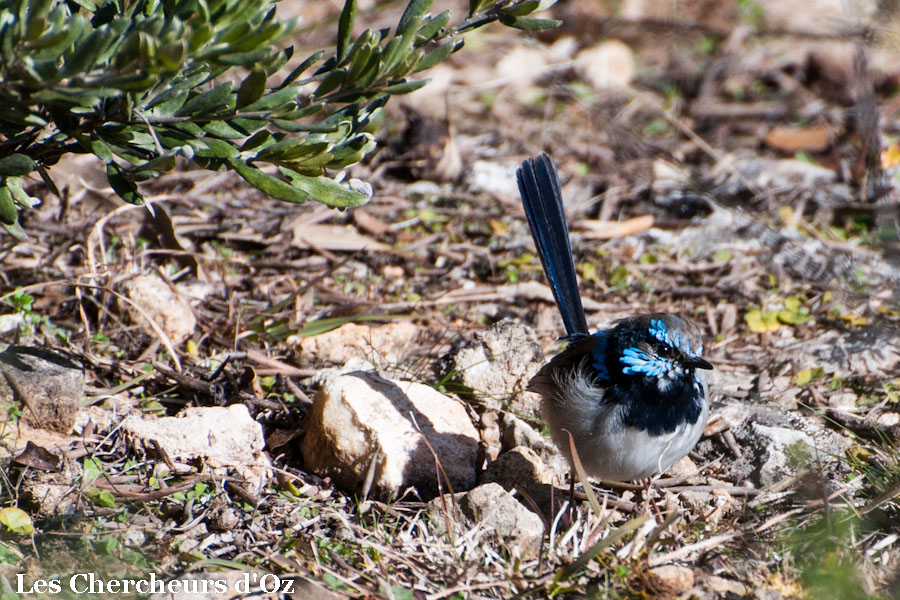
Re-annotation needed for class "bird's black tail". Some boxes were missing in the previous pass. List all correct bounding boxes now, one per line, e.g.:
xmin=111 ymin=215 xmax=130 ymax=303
xmin=516 ymin=152 xmax=589 ymax=338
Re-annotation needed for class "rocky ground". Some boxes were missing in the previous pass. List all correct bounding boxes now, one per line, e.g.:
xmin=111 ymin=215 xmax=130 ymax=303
xmin=2 ymin=0 xmax=900 ymax=598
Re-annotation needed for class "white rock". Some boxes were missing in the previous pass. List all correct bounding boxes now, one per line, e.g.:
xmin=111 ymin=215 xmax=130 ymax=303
xmin=0 ymin=345 xmax=84 ymax=433
xmin=466 ymin=160 xmax=522 ymax=201
xmin=0 ymin=313 xmax=24 ymax=335
xmin=450 ymin=319 xmax=543 ymax=415
xmin=574 ymin=40 xmax=634 ymax=89
xmin=751 ymin=423 xmax=816 ymax=487
xmin=123 ymin=405 xmax=270 ymax=493
xmin=650 ymin=565 xmax=695 ymax=593
xmin=301 ymin=371 xmax=479 ymax=498
xmin=500 ymin=413 xmax=569 ymax=476
xmin=755 ymin=0 xmax=875 ymax=33
xmin=495 ymin=46 xmax=548 ymax=89
xmin=292 ymin=321 xmax=418 ymax=366
xmin=877 ymin=412 xmax=900 ymax=427
xmin=460 ymin=482 xmax=544 ymax=559
xmin=123 ymin=274 xmax=196 ymax=345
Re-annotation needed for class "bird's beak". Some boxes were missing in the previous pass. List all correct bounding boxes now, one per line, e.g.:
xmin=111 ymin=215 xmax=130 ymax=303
xmin=682 ymin=356 xmax=713 ymax=370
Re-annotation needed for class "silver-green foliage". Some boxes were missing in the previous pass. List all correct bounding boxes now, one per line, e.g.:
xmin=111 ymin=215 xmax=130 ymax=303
xmin=0 ymin=0 xmax=559 ymax=238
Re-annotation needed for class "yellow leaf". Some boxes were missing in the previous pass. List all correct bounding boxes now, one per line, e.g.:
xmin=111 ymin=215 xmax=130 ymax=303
xmin=489 ymin=219 xmax=508 ymax=235
xmin=0 ymin=507 xmax=34 ymax=535
xmin=185 ymin=339 xmax=198 ymax=355
xmin=794 ymin=367 xmax=824 ymax=386
xmin=745 ymin=308 xmax=780 ymax=333
xmin=778 ymin=205 xmax=796 ymax=227
xmin=881 ymin=143 xmax=900 ymax=169
xmin=838 ymin=313 xmax=870 ymax=327
xmin=794 ymin=369 xmax=813 ymax=386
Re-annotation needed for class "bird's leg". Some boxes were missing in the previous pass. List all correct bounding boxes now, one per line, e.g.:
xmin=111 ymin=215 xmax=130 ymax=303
xmin=640 ymin=478 xmax=664 ymax=521
xmin=567 ymin=472 xmax=576 ymax=523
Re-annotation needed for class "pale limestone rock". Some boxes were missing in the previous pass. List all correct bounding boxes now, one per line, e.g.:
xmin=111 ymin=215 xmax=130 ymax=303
xmin=123 ymin=405 xmax=270 ymax=493
xmin=460 ymin=483 xmax=544 ymax=559
xmin=499 ymin=414 xmax=569 ymax=477
xmin=293 ymin=321 xmax=418 ymax=366
xmin=574 ymin=40 xmax=634 ymax=89
xmin=480 ymin=446 xmax=563 ymax=518
xmin=0 ymin=346 xmax=83 ymax=433
xmin=301 ymin=371 xmax=479 ymax=498
xmin=495 ymin=46 xmax=548 ymax=89
xmin=750 ymin=423 xmax=817 ymax=487
xmin=449 ymin=320 xmax=543 ymax=415
xmin=650 ymin=565 xmax=695 ymax=593
xmin=123 ymin=273 xmax=196 ymax=345
xmin=466 ymin=160 xmax=523 ymax=200
xmin=20 ymin=460 xmax=83 ymax=518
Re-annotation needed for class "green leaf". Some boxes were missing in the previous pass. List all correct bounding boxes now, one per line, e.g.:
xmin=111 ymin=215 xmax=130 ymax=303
xmin=416 ymin=10 xmax=451 ymax=41
xmin=498 ymin=15 xmax=561 ymax=29
xmin=218 ymin=47 xmax=276 ymax=67
xmin=0 ymin=154 xmax=36 ymax=177
xmin=315 ymin=69 xmax=347 ymax=98
xmin=175 ymin=82 xmax=234 ymax=117
xmin=337 ymin=0 xmax=357 ymax=63
xmin=203 ymin=120 xmax=247 ymax=138
xmin=281 ymin=169 xmax=372 ymax=207
xmin=281 ymin=50 xmax=324 ymax=88
xmin=236 ymin=70 xmax=267 ymax=108
xmin=191 ymin=138 xmax=239 ymax=159
xmin=468 ymin=0 xmax=493 ymax=17
xmin=229 ymin=159 xmax=370 ymax=207
xmin=382 ymin=78 xmax=430 ymax=94
xmin=255 ymin=139 xmax=332 ymax=162
xmin=414 ymin=40 xmax=461 ymax=73
xmin=241 ymin=130 xmax=274 ymax=152
xmin=105 ymin=163 xmax=143 ymax=205
xmin=82 ymin=457 xmax=103 ymax=485
xmin=5 ymin=176 xmax=39 ymax=208
xmin=240 ymin=84 xmax=302 ymax=112
xmin=146 ymin=88 xmax=190 ymax=117
xmin=91 ymin=490 xmax=117 ymax=508
xmin=503 ymin=0 xmax=542 ymax=17
xmin=397 ymin=0 xmax=434 ymax=40
xmin=346 ymin=40 xmax=377 ymax=83
xmin=228 ymin=158 xmax=313 ymax=204
xmin=0 ymin=186 xmax=18 ymax=225
xmin=794 ymin=367 xmax=825 ymax=386
xmin=36 ymin=165 xmax=60 ymax=199
xmin=2 ymin=222 xmax=27 ymax=240
xmin=91 ymin=138 xmax=114 ymax=163
xmin=381 ymin=36 xmax=407 ymax=75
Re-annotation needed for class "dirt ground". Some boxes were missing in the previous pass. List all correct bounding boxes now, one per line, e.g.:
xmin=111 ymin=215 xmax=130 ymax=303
xmin=2 ymin=0 xmax=900 ymax=598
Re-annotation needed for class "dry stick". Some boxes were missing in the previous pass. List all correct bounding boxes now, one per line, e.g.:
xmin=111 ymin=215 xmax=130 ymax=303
xmin=244 ymin=349 xmax=315 ymax=377
xmin=648 ymin=486 xmax=854 ymax=567
xmin=152 ymin=361 xmax=283 ymax=411
xmin=94 ymin=474 xmax=212 ymax=502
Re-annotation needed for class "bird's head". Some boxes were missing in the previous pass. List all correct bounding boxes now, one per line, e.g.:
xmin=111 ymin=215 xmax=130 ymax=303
xmin=603 ymin=314 xmax=712 ymax=390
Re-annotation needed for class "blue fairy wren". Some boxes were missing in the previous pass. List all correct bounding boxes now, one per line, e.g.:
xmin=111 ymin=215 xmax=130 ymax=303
xmin=516 ymin=152 xmax=713 ymax=482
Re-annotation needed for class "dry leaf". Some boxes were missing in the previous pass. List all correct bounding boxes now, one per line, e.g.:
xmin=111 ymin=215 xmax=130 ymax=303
xmin=764 ymin=125 xmax=832 ymax=153
xmin=292 ymin=223 xmax=389 ymax=251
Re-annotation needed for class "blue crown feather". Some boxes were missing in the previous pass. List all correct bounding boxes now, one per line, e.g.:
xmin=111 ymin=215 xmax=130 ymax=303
xmin=649 ymin=319 xmax=702 ymax=356
xmin=620 ymin=346 xmax=673 ymax=377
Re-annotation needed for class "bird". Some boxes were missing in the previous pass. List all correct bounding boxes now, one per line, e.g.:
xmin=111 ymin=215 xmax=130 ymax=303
xmin=516 ymin=152 xmax=713 ymax=484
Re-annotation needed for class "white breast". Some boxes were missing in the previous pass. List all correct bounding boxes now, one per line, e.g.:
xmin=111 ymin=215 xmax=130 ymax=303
xmin=542 ymin=371 xmax=709 ymax=481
